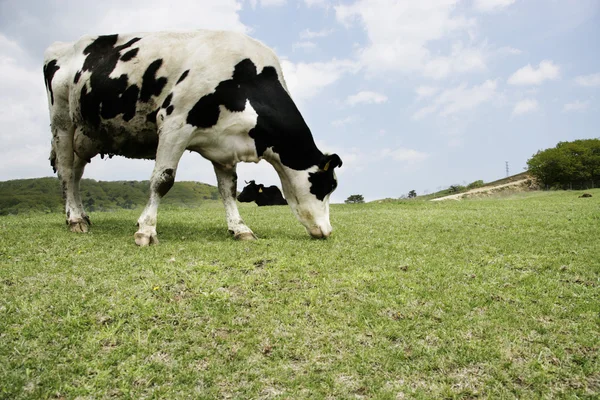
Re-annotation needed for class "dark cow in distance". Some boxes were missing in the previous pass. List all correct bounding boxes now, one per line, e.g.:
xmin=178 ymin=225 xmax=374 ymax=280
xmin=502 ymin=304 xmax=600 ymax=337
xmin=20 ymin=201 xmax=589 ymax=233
xmin=238 ymin=180 xmax=288 ymax=206
xmin=43 ymin=30 xmax=342 ymax=245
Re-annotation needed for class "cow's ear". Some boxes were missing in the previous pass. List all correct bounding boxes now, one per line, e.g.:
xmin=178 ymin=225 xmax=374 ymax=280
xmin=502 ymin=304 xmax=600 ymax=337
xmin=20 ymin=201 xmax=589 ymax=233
xmin=320 ymin=153 xmax=343 ymax=172
xmin=258 ymin=184 xmax=264 ymax=193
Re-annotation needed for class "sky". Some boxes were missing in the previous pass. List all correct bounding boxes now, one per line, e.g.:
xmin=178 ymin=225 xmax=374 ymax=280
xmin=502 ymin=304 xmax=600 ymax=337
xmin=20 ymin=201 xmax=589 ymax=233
xmin=0 ymin=0 xmax=599 ymax=202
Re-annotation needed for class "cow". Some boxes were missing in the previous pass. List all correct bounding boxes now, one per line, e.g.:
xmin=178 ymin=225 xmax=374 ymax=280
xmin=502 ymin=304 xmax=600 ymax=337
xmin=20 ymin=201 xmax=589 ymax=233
xmin=238 ymin=180 xmax=288 ymax=206
xmin=43 ymin=30 xmax=342 ymax=245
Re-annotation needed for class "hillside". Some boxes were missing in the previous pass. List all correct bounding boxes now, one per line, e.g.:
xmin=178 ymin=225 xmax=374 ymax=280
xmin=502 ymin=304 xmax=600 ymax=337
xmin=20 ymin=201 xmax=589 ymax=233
xmin=431 ymin=172 xmax=537 ymax=201
xmin=420 ymin=172 xmax=534 ymax=201
xmin=0 ymin=177 xmax=220 ymax=215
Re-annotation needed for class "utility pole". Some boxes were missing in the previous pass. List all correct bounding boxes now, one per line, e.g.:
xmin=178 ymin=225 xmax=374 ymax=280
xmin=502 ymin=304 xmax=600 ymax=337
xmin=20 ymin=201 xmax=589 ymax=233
xmin=505 ymin=161 xmax=509 ymax=177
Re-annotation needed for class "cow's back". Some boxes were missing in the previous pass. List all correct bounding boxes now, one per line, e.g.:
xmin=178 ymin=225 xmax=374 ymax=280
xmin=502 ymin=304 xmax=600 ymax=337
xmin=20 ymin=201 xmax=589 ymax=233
xmin=43 ymin=30 xmax=287 ymax=160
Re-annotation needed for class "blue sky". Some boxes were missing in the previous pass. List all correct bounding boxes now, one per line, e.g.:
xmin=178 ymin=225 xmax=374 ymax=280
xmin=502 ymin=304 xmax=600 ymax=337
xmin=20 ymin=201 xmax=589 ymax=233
xmin=0 ymin=0 xmax=598 ymax=202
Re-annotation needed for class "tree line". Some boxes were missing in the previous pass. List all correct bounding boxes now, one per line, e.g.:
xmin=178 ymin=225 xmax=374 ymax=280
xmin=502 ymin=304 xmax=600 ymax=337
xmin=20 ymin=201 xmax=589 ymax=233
xmin=0 ymin=178 xmax=220 ymax=215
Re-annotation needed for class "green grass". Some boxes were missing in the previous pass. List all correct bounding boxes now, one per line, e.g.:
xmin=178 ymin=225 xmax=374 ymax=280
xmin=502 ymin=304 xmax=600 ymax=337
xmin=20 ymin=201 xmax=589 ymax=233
xmin=1 ymin=190 xmax=599 ymax=399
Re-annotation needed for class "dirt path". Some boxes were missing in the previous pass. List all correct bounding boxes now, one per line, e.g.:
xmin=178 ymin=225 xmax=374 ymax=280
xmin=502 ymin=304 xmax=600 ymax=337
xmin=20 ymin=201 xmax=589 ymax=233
xmin=431 ymin=179 xmax=531 ymax=201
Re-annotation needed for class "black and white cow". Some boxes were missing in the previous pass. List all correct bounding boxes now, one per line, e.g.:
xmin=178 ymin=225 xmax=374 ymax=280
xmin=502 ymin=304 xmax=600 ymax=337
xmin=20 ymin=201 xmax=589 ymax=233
xmin=43 ymin=30 xmax=342 ymax=245
xmin=238 ymin=180 xmax=288 ymax=206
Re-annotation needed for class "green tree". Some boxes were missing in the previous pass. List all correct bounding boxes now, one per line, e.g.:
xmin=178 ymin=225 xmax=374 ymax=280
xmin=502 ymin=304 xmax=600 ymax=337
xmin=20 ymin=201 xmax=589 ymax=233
xmin=527 ymin=139 xmax=600 ymax=189
xmin=408 ymin=190 xmax=417 ymax=198
xmin=345 ymin=194 xmax=365 ymax=204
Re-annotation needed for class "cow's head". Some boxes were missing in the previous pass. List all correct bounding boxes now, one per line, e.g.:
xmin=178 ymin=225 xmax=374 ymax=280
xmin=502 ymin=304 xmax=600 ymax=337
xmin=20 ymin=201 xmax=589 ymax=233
xmin=237 ymin=180 xmax=263 ymax=203
xmin=274 ymin=153 xmax=342 ymax=239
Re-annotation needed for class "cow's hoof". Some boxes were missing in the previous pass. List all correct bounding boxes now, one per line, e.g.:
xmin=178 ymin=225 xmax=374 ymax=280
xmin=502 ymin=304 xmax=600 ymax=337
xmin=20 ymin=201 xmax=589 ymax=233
xmin=69 ymin=219 xmax=90 ymax=233
xmin=134 ymin=232 xmax=159 ymax=246
xmin=234 ymin=232 xmax=257 ymax=241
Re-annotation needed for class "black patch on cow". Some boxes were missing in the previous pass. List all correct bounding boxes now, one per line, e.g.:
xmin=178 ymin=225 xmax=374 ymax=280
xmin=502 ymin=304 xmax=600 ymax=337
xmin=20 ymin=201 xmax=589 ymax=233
xmin=162 ymin=93 xmax=173 ymax=108
xmin=308 ymin=170 xmax=338 ymax=201
xmin=156 ymin=168 xmax=175 ymax=197
xmin=187 ymin=59 xmax=322 ymax=170
xmin=308 ymin=154 xmax=342 ymax=200
xmin=43 ymin=59 xmax=60 ymax=105
xmin=176 ymin=70 xmax=189 ymax=84
xmin=74 ymin=70 xmax=81 ymax=84
xmin=49 ymin=148 xmax=57 ymax=173
xmin=166 ymin=105 xmax=174 ymax=116
xmin=146 ymin=108 xmax=159 ymax=124
xmin=120 ymin=48 xmax=139 ymax=62
xmin=140 ymin=59 xmax=167 ymax=103
xmin=79 ymin=35 xmax=142 ymax=126
xmin=77 ymin=35 xmax=161 ymax=159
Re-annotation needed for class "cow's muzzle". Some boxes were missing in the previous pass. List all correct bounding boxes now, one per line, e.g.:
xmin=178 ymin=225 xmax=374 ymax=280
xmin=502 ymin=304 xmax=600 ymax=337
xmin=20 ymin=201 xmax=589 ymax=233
xmin=308 ymin=226 xmax=331 ymax=239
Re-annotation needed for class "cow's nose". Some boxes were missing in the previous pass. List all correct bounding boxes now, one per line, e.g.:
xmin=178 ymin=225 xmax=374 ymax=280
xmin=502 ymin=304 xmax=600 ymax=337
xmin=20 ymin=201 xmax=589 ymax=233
xmin=308 ymin=226 xmax=331 ymax=239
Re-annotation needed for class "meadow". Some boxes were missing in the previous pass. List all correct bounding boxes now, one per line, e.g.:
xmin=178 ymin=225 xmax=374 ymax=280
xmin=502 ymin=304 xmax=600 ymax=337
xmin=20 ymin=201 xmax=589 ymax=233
xmin=1 ymin=190 xmax=598 ymax=399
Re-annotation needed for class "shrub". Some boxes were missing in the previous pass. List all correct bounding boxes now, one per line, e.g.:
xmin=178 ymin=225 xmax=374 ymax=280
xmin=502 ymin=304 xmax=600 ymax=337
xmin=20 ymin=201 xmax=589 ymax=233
xmin=449 ymin=185 xmax=466 ymax=193
xmin=467 ymin=180 xmax=484 ymax=189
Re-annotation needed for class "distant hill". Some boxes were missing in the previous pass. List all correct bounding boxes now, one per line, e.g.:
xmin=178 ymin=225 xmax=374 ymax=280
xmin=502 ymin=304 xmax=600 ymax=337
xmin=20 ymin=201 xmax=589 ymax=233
xmin=420 ymin=172 xmax=532 ymax=201
xmin=373 ymin=172 xmax=534 ymax=203
xmin=0 ymin=177 xmax=220 ymax=215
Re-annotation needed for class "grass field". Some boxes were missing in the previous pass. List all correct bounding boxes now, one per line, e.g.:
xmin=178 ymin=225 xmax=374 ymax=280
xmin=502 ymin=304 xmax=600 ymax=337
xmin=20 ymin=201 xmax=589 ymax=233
xmin=1 ymin=190 xmax=599 ymax=399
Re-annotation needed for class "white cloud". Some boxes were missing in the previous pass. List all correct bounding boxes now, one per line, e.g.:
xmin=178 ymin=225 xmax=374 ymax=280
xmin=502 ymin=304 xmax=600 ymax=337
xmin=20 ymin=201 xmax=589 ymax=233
xmin=346 ymin=91 xmax=388 ymax=106
xmin=299 ymin=28 xmax=334 ymax=39
xmin=0 ymin=34 xmax=51 ymax=180
xmin=381 ymin=147 xmax=429 ymax=164
xmin=563 ymin=100 xmax=590 ymax=112
xmin=415 ymin=86 xmax=439 ymax=100
xmin=260 ymin=0 xmax=287 ymax=7
xmin=293 ymin=41 xmax=317 ymax=51
xmin=281 ymin=59 xmax=359 ymax=102
xmin=331 ymin=116 xmax=361 ymax=127
xmin=575 ymin=72 xmax=600 ymax=87
xmin=413 ymin=80 xmax=498 ymax=119
xmin=474 ymin=0 xmax=516 ymax=13
xmin=413 ymin=105 xmax=438 ymax=120
xmin=47 ymin=0 xmax=248 ymax=38
xmin=512 ymin=99 xmax=539 ymax=115
xmin=304 ymin=0 xmax=328 ymax=7
xmin=335 ymin=0 xmax=483 ymax=77
xmin=497 ymin=46 xmax=522 ymax=55
xmin=423 ymin=42 xmax=486 ymax=79
xmin=507 ymin=60 xmax=560 ymax=85
xmin=100 ymin=1 xmax=245 ymax=34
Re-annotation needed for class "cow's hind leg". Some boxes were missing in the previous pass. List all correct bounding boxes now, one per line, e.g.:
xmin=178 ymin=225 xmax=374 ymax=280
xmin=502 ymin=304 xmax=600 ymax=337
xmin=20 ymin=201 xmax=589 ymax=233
xmin=134 ymin=127 xmax=191 ymax=246
xmin=213 ymin=163 xmax=256 ymax=240
xmin=52 ymin=125 xmax=90 ymax=232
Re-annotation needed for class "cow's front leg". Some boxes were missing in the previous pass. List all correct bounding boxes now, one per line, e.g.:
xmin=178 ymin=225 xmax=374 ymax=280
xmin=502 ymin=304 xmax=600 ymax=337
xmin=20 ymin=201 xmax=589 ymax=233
xmin=135 ymin=127 xmax=189 ymax=246
xmin=213 ymin=162 xmax=257 ymax=240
